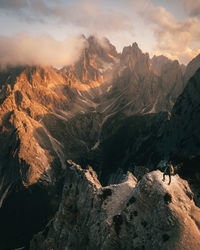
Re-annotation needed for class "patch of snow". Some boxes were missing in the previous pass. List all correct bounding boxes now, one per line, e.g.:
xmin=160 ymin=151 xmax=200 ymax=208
xmin=102 ymin=172 xmax=137 ymax=221
xmin=146 ymin=96 xmax=159 ymax=114
xmin=40 ymin=126 xmax=66 ymax=170
xmin=106 ymin=85 xmax=112 ymax=92
xmin=91 ymin=140 xmax=100 ymax=150
xmin=0 ymin=183 xmax=12 ymax=208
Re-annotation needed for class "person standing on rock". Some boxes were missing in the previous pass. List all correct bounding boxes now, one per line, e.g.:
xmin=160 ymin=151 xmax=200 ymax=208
xmin=162 ymin=161 xmax=174 ymax=185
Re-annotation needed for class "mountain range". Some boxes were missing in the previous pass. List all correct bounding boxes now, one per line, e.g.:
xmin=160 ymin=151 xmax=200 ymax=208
xmin=0 ymin=35 xmax=200 ymax=249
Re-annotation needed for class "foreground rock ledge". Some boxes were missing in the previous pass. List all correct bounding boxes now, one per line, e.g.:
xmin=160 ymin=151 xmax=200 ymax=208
xmin=31 ymin=161 xmax=200 ymax=250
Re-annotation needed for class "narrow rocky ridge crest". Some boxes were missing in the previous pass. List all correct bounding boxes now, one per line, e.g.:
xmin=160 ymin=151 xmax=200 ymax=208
xmin=31 ymin=161 xmax=200 ymax=250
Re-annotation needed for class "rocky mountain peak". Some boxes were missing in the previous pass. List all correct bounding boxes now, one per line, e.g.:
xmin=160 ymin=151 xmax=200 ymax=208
xmin=150 ymin=55 xmax=184 ymax=108
xmin=121 ymin=42 xmax=142 ymax=61
xmin=18 ymin=66 xmax=57 ymax=85
xmin=0 ymin=65 xmax=64 ymax=91
xmin=151 ymin=55 xmax=182 ymax=77
xmin=62 ymin=36 xmax=119 ymax=84
xmin=151 ymin=55 xmax=172 ymax=76
xmin=87 ymin=35 xmax=118 ymax=61
xmin=120 ymin=42 xmax=151 ymax=75
xmin=184 ymin=53 xmax=200 ymax=86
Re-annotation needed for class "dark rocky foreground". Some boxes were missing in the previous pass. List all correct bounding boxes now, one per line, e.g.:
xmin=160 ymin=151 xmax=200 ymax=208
xmin=31 ymin=161 xmax=200 ymax=250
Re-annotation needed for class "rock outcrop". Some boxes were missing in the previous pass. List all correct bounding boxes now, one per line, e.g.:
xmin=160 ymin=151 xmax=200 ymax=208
xmin=183 ymin=53 xmax=200 ymax=86
xmin=120 ymin=42 xmax=151 ymax=76
xmin=158 ymin=68 xmax=200 ymax=158
xmin=62 ymin=36 xmax=119 ymax=87
xmin=31 ymin=161 xmax=200 ymax=250
xmin=151 ymin=55 xmax=172 ymax=76
xmin=97 ymin=44 xmax=185 ymax=117
xmin=151 ymin=55 xmax=185 ymax=108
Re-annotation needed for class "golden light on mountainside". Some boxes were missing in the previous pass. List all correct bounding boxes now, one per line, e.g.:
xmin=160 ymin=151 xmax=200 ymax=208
xmin=0 ymin=1 xmax=200 ymax=249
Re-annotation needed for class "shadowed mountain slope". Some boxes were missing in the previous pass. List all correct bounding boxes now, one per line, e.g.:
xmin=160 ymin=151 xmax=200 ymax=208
xmin=0 ymin=36 xmax=189 ymax=249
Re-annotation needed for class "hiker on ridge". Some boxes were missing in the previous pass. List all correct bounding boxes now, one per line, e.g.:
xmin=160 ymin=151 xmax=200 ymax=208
xmin=162 ymin=161 xmax=174 ymax=185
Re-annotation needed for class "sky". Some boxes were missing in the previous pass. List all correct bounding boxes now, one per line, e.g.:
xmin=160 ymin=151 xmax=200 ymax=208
xmin=0 ymin=0 xmax=200 ymax=67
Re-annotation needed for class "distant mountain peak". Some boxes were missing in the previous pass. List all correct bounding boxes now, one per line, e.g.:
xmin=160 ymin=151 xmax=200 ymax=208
xmin=184 ymin=53 xmax=200 ymax=86
xmin=120 ymin=42 xmax=150 ymax=75
xmin=151 ymin=55 xmax=181 ymax=76
xmin=122 ymin=42 xmax=142 ymax=57
xmin=132 ymin=42 xmax=139 ymax=49
xmin=62 ymin=36 xmax=119 ymax=84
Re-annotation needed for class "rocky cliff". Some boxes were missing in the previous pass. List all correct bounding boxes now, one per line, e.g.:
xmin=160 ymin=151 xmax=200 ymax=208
xmin=61 ymin=36 xmax=119 ymax=94
xmin=184 ymin=53 xmax=200 ymax=86
xmin=97 ymin=44 xmax=185 ymax=117
xmin=0 ymin=36 xmax=189 ymax=249
xmin=0 ymin=65 xmax=72 ymax=249
xmin=158 ymin=68 xmax=200 ymax=158
xmin=151 ymin=55 xmax=184 ymax=111
xmin=31 ymin=161 xmax=200 ymax=250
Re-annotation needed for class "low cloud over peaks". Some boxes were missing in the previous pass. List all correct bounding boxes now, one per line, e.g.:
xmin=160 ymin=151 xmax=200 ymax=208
xmin=0 ymin=34 xmax=87 ymax=68
xmin=0 ymin=0 xmax=199 ymax=65
xmin=138 ymin=1 xmax=200 ymax=64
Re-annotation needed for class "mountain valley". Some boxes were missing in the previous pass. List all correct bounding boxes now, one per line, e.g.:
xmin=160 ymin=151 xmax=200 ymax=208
xmin=0 ymin=36 xmax=200 ymax=249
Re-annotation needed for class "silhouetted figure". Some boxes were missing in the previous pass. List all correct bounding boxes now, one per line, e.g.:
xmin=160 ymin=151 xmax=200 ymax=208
xmin=162 ymin=161 xmax=174 ymax=185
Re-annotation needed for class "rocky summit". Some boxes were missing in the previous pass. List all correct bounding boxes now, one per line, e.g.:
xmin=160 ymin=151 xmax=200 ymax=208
xmin=0 ymin=35 xmax=200 ymax=249
xmin=31 ymin=161 xmax=200 ymax=250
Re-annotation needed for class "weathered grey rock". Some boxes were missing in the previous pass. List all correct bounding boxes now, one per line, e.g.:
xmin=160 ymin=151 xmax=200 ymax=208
xmin=31 ymin=162 xmax=200 ymax=250
xmin=151 ymin=55 xmax=172 ymax=76
xmin=97 ymin=45 xmax=185 ymax=117
xmin=184 ymin=53 xmax=200 ymax=86
xmin=158 ymin=68 xmax=200 ymax=157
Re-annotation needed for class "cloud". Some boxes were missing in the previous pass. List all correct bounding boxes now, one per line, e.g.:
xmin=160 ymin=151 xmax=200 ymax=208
xmin=0 ymin=0 xmax=133 ymax=68
xmin=0 ymin=0 xmax=27 ymax=9
xmin=57 ymin=0 xmax=132 ymax=32
xmin=0 ymin=0 xmax=133 ymax=34
xmin=137 ymin=1 xmax=200 ymax=64
xmin=0 ymin=34 xmax=87 ymax=68
xmin=0 ymin=0 xmax=199 ymax=65
xmin=179 ymin=0 xmax=200 ymax=17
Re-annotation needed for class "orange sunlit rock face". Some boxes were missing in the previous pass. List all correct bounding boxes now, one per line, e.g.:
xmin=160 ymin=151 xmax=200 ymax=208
xmin=0 ymin=37 xmax=116 ymax=187
xmin=0 ymin=36 xmax=187 ymax=191
xmin=0 ymin=66 xmax=69 ymax=186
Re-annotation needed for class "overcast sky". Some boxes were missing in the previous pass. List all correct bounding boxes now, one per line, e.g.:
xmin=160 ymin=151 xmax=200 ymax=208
xmin=0 ymin=0 xmax=200 ymax=67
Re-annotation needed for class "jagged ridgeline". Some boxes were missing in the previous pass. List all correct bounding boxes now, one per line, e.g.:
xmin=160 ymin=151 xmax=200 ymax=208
xmin=0 ymin=36 xmax=200 ymax=249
